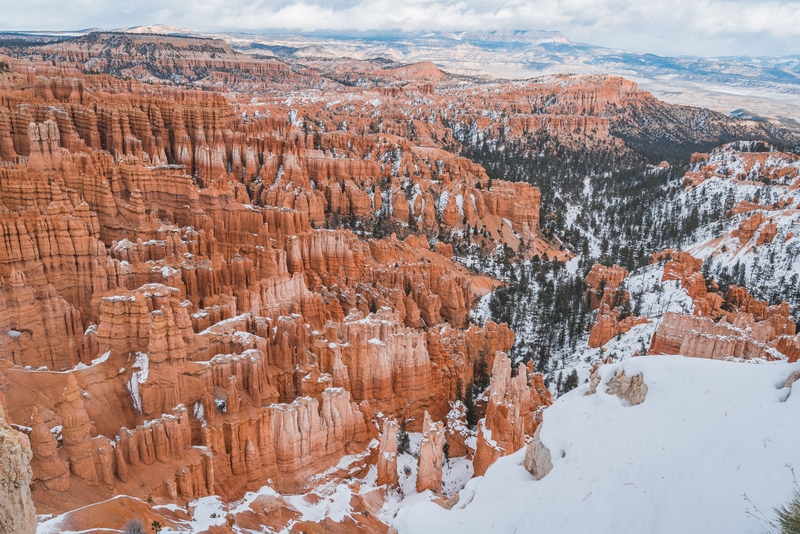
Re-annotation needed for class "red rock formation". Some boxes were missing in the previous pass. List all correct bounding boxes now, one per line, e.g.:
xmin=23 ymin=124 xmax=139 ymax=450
xmin=0 ymin=270 xmax=85 ymax=370
xmin=653 ymin=250 xmax=723 ymax=318
xmin=588 ymin=304 xmax=650 ymax=348
xmin=0 ymin=403 xmax=37 ymax=534
xmin=584 ymin=263 xmax=649 ymax=348
xmin=757 ymin=222 xmax=778 ymax=245
xmin=28 ymin=406 xmax=70 ymax=492
xmin=473 ymin=352 xmax=552 ymax=477
xmin=416 ymin=411 xmax=444 ymax=493
xmin=684 ymin=144 xmax=800 ymax=189
xmin=526 ymin=362 xmax=554 ymax=423
xmin=377 ymin=419 xmax=399 ymax=487
xmin=0 ymin=50 xmax=542 ymax=525
xmin=649 ymin=249 xmax=797 ymax=362
xmin=650 ymin=311 xmax=779 ymax=360
xmin=776 ymin=336 xmax=800 ymax=363
xmin=584 ymin=264 xmax=628 ymax=311
xmin=445 ymin=401 xmax=470 ymax=458
xmin=734 ymin=212 xmax=764 ymax=247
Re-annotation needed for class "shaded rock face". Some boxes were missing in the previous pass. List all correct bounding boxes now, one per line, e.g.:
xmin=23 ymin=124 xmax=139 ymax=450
xmin=523 ymin=425 xmax=552 ymax=481
xmin=605 ymin=371 xmax=648 ymax=406
xmin=0 ymin=403 xmax=37 ymax=534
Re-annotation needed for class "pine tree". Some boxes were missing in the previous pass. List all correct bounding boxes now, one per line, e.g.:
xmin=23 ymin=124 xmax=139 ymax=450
xmin=562 ymin=370 xmax=579 ymax=393
xmin=397 ymin=422 xmax=411 ymax=455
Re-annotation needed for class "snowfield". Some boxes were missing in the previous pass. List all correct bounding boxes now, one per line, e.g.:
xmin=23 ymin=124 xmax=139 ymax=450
xmin=395 ymin=356 xmax=800 ymax=534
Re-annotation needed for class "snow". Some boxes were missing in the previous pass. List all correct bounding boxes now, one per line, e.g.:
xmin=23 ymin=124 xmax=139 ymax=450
xmin=286 ymin=482 xmax=354 ymax=523
xmin=665 ymin=145 xmax=800 ymax=313
xmin=128 ymin=352 xmax=149 ymax=413
xmin=73 ymin=350 xmax=111 ymax=370
xmin=185 ymin=496 xmax=227 ymax=531
xmin=455 ymin=194 xmax=464 ymax=216
xmin=395 ymin=356 xmax=800 ymax=534
xmin=436 ymin=191 xmax=450 ymax=215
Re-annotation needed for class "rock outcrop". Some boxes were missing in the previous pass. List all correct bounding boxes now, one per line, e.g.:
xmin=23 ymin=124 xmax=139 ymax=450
xmin=587 ymin=367 xmax=647 ymax=406
xmin=377 ymin=419 xmax=399 ymax=487
xmin=588 ymin=304 xmax=650 ymax=348
xmin=473 ymin=352 xmax=552 ymax=477
xmin=416 ymin=411 xmax=445 ymax=493
xmin=585 ymin=264 xmax=629 ymax=311
xmin=0 ymin=51 xmax=533 ymax=524
xmin=648 ymin=250 xmax=798 ymax=362
xmin=585 ymin=263 xmax=649 ymax=348
xmin=0 ymin=403 xmax=37 ymax=534
xmin=605 ymin=370 xmax=648 ymax=406
xmin=648 ymin=259 xmax=797 ymax=361
xmin=523 ymin=425 xmax=552 ymax=481
xmin=444 ymin=401 xmax=470 ymax=458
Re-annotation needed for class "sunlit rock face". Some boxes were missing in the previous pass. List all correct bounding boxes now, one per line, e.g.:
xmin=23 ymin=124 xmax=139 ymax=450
xmin=0 ymin=45 xmax=527 ymax=528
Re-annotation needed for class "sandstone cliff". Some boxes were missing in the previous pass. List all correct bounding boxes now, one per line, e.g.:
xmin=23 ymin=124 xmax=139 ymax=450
xmin=0 ymin=403 xmax=37 ymax=534
xmin=0 ymin=51 xmax=533 ymax=529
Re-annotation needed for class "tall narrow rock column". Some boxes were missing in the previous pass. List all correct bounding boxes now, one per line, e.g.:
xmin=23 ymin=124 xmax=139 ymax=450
xmin=377 ymin=419 xmax=398 ymax=487
xmin=29 ymin=406 xmax=71 ymax=491
xmin=416 ymin=411 xmax=444 ymax=493
xmin=0 ymin=403 xmax=37 ymax=534
xmin=60 ymin=374 xmax=97 ymax=483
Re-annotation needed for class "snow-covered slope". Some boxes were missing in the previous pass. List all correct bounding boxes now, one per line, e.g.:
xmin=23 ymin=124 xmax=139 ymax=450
xmin=565 ymin=263 xmax=694 ymax=382
xmin=679 ymin=144 xmax=800 ymax=312
xmin=395 ymin=356 xmax=800 ymax=534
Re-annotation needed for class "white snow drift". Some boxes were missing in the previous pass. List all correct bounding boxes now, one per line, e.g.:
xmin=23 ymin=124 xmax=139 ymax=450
xmin=395 ymin=356 xmax=800 ymax=534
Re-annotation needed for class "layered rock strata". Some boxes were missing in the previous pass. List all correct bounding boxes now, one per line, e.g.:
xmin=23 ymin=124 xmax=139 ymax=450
xmin=0 ymin=52 xmax=526 ymax=523
xmin=649 ymin=251 xmax=798 ymax=361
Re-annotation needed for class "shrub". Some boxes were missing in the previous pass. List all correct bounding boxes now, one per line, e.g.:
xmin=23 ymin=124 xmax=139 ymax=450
xmin=775 ymin=487 xmax=800 ymax=534
xmin=397 ymin=423 xmax=411 ymax=455
xmin=745 ymin=466 xmax=800 ymax=534
xmin=122 ymin=519 xmax=146 ymax=534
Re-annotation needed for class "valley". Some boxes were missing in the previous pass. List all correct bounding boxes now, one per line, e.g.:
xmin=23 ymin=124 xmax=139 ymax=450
xmin=0 ymin=30 xmax=797 ymax=533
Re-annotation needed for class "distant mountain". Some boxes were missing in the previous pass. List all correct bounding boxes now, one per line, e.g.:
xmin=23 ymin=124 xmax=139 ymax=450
xmin=117 ymin=24 xmax=194 ymax=36
xmin=5 ymin=26 xmax=800 ymax=129
xmin=204 ymin=29 xmax=800 ymax=130
xmin=440 ymin=30 xmax=572 ymax=45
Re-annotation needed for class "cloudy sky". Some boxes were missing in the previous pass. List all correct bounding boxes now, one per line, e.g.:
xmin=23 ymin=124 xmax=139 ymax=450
xmin=3 ymin=0 xmax=800 ymax=57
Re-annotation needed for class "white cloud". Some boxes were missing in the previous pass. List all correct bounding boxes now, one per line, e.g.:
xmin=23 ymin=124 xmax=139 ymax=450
xmin=2 ymin=0 xmax=800 ymax=56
